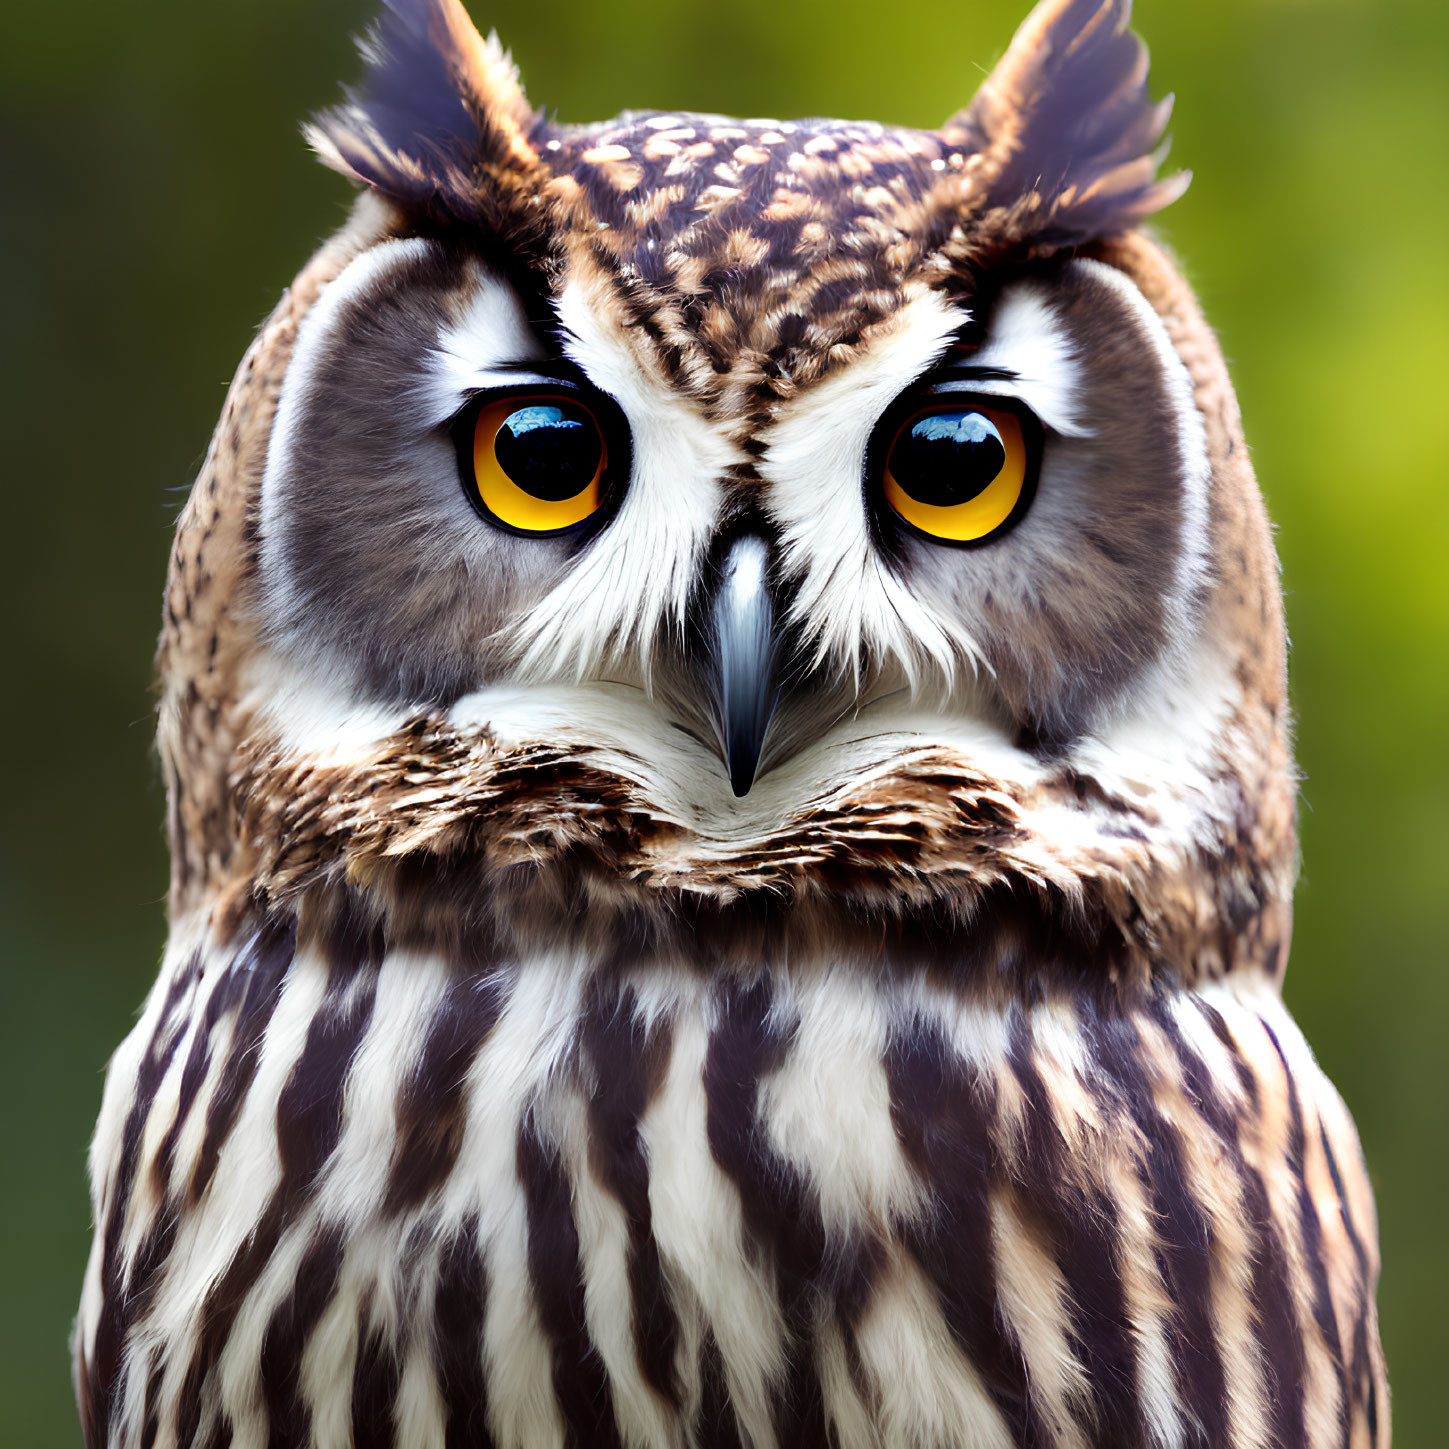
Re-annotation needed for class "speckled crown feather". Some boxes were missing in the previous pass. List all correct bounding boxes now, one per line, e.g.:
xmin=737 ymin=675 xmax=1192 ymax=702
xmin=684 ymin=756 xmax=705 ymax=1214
xmin=304 ymin=0 xmax=1187 ymax=390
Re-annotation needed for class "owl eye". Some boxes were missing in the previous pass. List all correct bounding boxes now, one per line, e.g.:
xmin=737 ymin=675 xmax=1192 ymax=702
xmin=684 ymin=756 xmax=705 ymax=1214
xmin=881 ymin=401 xmax=1034 ymax=544
xmin=463 ymin=393 xmax=609 ymax=535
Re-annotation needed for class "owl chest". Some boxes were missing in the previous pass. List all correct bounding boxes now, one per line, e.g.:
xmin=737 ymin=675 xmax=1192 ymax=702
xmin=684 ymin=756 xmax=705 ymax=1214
xmin=81 ymin=924 xmax=1378 ymax=1449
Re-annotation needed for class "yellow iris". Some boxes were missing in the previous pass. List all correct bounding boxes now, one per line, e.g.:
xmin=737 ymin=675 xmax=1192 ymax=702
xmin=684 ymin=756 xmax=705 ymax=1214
xmin=470 ymin=395 xmax=606 ymax=534
xmin=882 ymin=403 xmax=1028 ymax=543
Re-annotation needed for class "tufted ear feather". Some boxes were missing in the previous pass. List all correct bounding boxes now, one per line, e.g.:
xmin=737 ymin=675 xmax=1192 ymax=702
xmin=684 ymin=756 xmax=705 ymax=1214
xmin=305 ymin=0 xmax=544 ymax=227
xmin=943 ymin=0 xmax=1187 ymax=255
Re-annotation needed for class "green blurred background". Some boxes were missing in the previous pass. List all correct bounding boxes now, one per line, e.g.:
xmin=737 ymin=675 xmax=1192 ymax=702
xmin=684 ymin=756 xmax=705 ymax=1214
xmin=1 ymin=0 xmax=1444 ymax=1442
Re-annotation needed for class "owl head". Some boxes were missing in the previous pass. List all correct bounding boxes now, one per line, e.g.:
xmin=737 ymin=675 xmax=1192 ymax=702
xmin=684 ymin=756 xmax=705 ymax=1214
xmin=160 ymin=0 xmax=1294 ymax=989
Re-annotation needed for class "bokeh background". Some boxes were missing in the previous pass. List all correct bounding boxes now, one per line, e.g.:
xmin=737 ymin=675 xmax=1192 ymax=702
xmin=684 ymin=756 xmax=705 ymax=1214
xmin=2 ymin=0 xmax=1445 ymax=1442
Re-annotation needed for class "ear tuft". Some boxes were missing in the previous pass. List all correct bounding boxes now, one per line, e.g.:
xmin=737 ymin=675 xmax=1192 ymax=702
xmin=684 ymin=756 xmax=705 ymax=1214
xmin=305 ymin=0 xmax=542 ymax=222
xmin=944 ymin=0 xmax=1187 ymax=254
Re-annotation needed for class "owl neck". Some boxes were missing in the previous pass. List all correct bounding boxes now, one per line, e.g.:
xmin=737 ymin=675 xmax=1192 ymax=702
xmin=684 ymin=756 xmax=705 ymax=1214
xmin=200 ymin=850 xmax=1290 ymax=1003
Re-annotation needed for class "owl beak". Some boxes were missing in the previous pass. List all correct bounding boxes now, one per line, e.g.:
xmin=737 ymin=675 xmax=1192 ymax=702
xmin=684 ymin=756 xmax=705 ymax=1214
xmin=708 ymin=534 xmax=780 ymax=797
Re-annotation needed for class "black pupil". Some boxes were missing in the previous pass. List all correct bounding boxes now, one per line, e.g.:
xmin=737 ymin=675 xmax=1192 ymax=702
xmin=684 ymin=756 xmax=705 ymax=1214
xmin=494 ymin=403 xmax=601 ymax=501
xmin=889 ymin=408 xmax=1006 ymax=507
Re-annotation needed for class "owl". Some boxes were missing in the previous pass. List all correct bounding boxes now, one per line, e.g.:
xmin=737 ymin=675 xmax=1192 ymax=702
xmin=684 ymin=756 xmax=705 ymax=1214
xmin=75 ymin=0 xmax=1389 ymax=1445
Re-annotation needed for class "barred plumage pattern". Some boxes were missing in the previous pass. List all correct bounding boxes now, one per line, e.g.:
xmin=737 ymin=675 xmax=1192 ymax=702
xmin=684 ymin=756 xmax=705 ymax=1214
xmin=78 ymin=897 xmax=1383 ymax=1448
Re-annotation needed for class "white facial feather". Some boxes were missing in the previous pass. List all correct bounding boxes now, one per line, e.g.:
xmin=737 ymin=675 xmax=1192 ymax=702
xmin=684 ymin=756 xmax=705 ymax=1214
xmin=425 ymin=271 xmax=548 ymax=425
xmin=512 ymin=276 xmax=741 ymax=686
xmin=445 ymin=659 xmax=1239 ymax=885
xmin=965 ymin=282 xmax=1092 ymax=438
xmin=763 ymin=287 xmax=989 ymax=693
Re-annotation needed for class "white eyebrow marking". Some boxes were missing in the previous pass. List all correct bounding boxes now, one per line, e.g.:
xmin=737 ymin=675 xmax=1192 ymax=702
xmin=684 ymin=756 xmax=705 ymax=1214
xmin=426 ymin=271 xmax=547 ymax=426
xmin=962 ymin=284 xmax=1091 ymax=439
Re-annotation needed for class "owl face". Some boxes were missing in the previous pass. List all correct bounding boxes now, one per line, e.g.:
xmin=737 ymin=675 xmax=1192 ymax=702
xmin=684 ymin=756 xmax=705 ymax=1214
xmin=167 ymin=0 xmax=1294 ymax=980
xmin=260 ymin=233 xmax=1208 ymax=757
